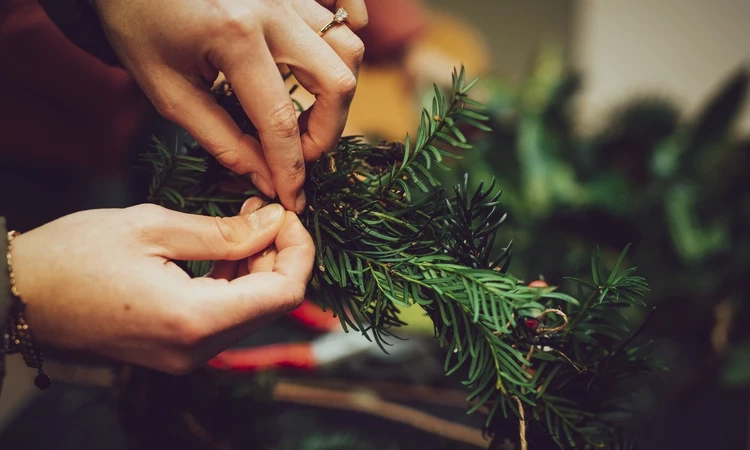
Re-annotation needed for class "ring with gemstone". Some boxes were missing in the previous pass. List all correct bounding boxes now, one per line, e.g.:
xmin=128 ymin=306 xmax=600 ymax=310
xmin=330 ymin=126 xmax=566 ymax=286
xmin=318 ymin=7 xmax=349 ymax=36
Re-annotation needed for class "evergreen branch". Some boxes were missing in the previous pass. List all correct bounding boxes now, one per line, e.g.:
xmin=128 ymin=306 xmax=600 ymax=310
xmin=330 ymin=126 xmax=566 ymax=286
xmin=566 ymin=289 xmax=600 ymax=331
xmin=138 ymin=66 xmax=658 ymax=449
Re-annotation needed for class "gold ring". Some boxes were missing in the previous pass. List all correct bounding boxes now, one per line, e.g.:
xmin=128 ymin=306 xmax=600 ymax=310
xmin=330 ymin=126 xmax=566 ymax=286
xmin=318 ymin=7 xmax=349 ymax=36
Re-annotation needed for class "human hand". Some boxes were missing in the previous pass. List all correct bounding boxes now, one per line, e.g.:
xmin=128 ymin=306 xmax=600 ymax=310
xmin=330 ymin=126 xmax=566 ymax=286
xmin=8 ymin=200 xmax=315 ymax=375
xmin=89 ymin=0 xmax=368 ymax=214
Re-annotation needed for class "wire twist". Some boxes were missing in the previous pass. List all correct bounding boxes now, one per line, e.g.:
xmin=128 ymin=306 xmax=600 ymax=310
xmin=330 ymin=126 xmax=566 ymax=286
xmin=536 ymin=308 xmax=569 ymax=334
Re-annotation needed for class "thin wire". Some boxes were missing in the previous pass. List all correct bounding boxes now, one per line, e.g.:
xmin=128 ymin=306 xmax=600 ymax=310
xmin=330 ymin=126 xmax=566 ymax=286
xmin=536 ymin=309 xmax=569 ymax=334
xmin=512 ymin=396 xmax=528 ymax=450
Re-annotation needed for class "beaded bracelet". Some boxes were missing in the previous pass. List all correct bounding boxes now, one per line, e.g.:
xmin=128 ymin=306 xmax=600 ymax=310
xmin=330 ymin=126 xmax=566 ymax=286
xmin=5 ymin=230 xmax=50 ymax=390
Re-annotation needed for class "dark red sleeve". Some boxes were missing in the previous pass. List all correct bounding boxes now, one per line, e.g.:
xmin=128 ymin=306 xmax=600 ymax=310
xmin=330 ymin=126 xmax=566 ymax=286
xmin=0 ymin=0 xmax=150 ymax=174
xmin=358 ymin=0 xmax=429 ymax=63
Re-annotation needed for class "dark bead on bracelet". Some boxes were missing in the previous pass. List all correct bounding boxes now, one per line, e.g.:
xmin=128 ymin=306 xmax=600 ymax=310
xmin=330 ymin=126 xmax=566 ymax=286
xmin=35 ymin=372 xmax=51 ymax=390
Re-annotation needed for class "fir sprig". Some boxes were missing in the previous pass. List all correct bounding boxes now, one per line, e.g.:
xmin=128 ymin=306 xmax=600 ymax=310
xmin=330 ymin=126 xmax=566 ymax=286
xmin=139 ymin=67 xmax=658 ymax=449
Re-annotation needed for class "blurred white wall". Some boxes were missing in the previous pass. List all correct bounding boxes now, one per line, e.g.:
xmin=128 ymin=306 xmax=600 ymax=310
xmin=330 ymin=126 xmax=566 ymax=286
xmin=573 ymin=0 xmax=750 ymax=133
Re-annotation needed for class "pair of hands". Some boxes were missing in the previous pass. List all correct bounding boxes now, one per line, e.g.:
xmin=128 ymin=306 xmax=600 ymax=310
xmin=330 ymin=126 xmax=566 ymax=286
xmin=10 ymin=0 xmax=368 ymax=374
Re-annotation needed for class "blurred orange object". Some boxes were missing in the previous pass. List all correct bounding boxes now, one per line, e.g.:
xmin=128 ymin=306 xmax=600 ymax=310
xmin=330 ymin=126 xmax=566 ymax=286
xmin=358 ymin=0 xmax=429 ymax=63
xmin=287 ymin=299 xmax=341 ymax=332
xmin=292 ymin=5 xmax=492 ymax=141
xmin=208 ymin=329 xmax=376 ymax=372
xmin=209 ymin=342 xmax=317 ymax=371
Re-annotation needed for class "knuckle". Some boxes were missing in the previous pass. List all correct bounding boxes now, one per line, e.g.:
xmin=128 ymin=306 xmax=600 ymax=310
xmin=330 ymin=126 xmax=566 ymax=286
xmin=213 ymin=148 xmax=242 ymax=171
xmin=150 ymin=94 xmax=181 ymax=124
xmin=222 ymin=16 xmax=249 ymax=37
xmin=210 ymin=216 xmax=245 ymax=258
xmin=127 ymin=203 xmax=166 ymax=218
xmin=126 ymin=204 xmax=170 ymax=240
xmin=279 ymin=281 xmax=307 ymax=314
xmin=344 ymin=11 xmax=369 ymax=32
xmin=216 ymin=8 xmax=258 ymax=39
xmin=208 ymin=9 xmax=263 ymax=66
xmin=266 ymin=102 xmax=299 ymax=140
xmin=302 ymin=241 xmax=316 ymax=268
xmin=166 ymin=311 xmax=208 ymax=349
xmin=273 ymin=154 xmax=306 ymax=192
xmin=282 ymin=158 xmax=306 ymax=188
xmin=358 ymin=14 xmax=369 ymax=30
xmin=290 ymin=158 xmax=306 ymax=175
xmin=342 ymin=34 xmax=365 ymax=63
xmin=331 ymin=68 xmax=357 ymax=99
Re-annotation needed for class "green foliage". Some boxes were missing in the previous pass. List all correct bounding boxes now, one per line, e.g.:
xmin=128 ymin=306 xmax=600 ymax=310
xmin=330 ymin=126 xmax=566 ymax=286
xmin=140 ymin=136 xmax=257 ymax=216
xmin=139 ymin=135 xmax=260 ymax=276
xmin=721 ymin=342 xmax=750 ymax=387
xmin=139 ymin=67 xmax=657 ymax=449
xmin=454 ymin=46 xmax=750 ymax=396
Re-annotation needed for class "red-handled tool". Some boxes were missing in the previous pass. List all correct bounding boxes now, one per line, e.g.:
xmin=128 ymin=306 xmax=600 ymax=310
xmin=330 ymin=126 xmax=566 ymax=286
xmin=209 ymin=330 xmax=377 ymax=372
xmin=285 ymin=299 xmax=341 ymax=333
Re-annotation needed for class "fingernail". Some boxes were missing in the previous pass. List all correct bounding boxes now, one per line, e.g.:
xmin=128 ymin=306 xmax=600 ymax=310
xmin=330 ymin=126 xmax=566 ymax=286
xmin=295 ymin=190 xmax=307 ymax=214
xmin=240 ymin=198 xmax=268 ymax=216
xmin=248 ymin=204 xmax=284 ymax=229
xmin=250 ymin=173 xmax=276 ymax=198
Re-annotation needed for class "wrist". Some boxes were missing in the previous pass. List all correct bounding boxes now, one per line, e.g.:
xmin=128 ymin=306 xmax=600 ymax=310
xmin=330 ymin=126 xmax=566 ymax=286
xmin=4 ymin=230 xmax=51 ymax=390
xmin=1 ymin=220 xmax=12 ymax=367
xmin=4 ymin=232 xmax=49 ymax=345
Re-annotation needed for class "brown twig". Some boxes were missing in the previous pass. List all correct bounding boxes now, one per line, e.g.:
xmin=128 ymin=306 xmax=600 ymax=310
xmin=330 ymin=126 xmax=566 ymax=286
xmin=711 ymin=299 xmax=733 ymax=355
xmin=279 ymin=378 xmax=489 ymax=413
xmin=181 ymin=411 xmax=216 ymax=448
xmin=45 ymin=367 xmax=492 ymax=446
xmin=273 ymin=381 xmax=490 ymax=448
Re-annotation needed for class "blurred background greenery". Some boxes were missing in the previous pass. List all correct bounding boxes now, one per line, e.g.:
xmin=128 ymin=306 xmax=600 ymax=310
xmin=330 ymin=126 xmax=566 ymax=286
xmin=436 ymin=45 xmax=750 ymax=449
xmin=420 ymin=2 xmax=750 ymax=447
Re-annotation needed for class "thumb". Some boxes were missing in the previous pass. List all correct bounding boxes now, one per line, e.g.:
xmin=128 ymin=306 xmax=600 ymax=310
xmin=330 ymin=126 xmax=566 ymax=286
xmin=141 ymin=203 xmax=286 ymax=261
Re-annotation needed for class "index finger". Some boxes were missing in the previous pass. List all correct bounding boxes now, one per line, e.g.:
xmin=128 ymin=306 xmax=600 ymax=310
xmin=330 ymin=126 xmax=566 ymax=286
xmin=220 ymin=43 xmax=307 ymax=214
